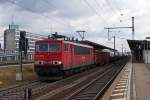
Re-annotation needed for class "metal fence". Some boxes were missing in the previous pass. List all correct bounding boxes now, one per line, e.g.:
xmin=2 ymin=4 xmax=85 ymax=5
xmin=0 ymin=53 xmax=34 ymax=65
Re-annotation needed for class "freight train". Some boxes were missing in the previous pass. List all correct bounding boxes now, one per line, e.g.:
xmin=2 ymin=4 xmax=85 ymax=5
xmin=34 ymin=39 xmax=124 ymax=80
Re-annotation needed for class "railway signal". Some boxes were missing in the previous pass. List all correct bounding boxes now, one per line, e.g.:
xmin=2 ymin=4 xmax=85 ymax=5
xmin=19 ymin=31 xmax=29 ymax=57
xmin=17 ymin=31 xmax=29 ymax=81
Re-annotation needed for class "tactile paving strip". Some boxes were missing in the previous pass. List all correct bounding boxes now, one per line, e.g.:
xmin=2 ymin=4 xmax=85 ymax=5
xmin=109 ymin=66 xmax=131 ymax=100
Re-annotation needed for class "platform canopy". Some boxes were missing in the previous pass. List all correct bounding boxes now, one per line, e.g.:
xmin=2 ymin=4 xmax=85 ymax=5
xmin=127 ymin=39 xmax=150 ymax=62
xmin=79 ymin=40 xmax=116 ymax=51
xmin=127 ymin=40 xmax=150 ymax=51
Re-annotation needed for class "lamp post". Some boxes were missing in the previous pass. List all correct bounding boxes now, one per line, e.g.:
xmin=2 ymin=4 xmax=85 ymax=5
xmin=113 ymin=36 xmax=116 ymax=56
xmin=122 ymin=44 xmax=123 ymax=56
xmin=145 ymin=37 xmax=150 ymax=63
xmin=147 ymin=40 xmax=148 ymax=63
xmin=143 ymin=39 xmax=148 ymax=63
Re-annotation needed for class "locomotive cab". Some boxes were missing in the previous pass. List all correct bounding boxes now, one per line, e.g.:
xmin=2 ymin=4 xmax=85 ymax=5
xmin=34 ymin=40 xmax=63 ymax=80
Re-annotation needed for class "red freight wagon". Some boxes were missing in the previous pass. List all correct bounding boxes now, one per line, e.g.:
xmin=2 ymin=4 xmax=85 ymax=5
xmin=34 ymin=39 xmax=94 ymax=80
xmin=94 ymin=50 xmax=110 ymax=65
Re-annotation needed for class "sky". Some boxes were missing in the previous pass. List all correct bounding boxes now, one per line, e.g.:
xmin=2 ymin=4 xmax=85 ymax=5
xmin=0 ymin=0 xmax=150 ymax=52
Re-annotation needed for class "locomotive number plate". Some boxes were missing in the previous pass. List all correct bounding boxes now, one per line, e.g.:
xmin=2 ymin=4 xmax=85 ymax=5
xmin=36 ymin=55 xmax=44 ymax=58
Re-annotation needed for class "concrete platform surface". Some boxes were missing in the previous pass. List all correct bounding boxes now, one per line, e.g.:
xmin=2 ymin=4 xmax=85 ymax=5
xmin=133 ymin=63 xmax=150 ymax=100
xmin=102 ymin=62 xmax=131 ymax=100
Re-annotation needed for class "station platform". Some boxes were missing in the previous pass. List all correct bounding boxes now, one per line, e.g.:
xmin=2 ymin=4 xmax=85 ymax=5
xmin=133 ymin=63 xmax=150 ymax=100
xmin=102 ymin=61 xmax=150 ymax=100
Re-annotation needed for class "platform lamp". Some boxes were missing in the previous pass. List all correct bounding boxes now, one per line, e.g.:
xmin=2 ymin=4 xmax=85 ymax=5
xmin=143 ymin=40 xmax=147 ymax=63
xmin=145 ymin=37 xmax=150 ymax=63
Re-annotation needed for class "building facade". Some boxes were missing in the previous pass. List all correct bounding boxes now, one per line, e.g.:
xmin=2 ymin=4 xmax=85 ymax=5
xmin=4 ymin=29 xmax=47 ymax=53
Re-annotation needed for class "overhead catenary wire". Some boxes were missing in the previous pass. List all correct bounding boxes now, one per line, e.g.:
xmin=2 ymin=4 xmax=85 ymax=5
xmin=43 ymin=0 xmax=74 ymax=32
xmin=5 ymin=0 xmax=72 ymax=28
xmin=83 ymin=0 xmax=109 ymax=25
xmin=104 ymin=0 xmax=120 ymax=16
xmin=36 ymin=0 xmax=88 ymax=38
xmin=94 ymin=0 xmax=120 ymax=27
xmin=94 ymin=0 xmax=117 ymax=17
xmin=111 ymin=0 xmax=122 ymax=11
xmin=44 ymin=0 xmax=58 ymax=10
xmin=104 ymin=0 xmax=130 ymax=25
xmin=94 ymin=0 xmax=130 ymax=27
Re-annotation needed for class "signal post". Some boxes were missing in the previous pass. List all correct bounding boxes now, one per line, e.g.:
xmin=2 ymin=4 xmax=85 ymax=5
xmin=16 ymin=31 xmax=28 ymax=81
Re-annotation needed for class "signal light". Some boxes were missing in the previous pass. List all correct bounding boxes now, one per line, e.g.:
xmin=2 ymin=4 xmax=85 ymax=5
xmin=19 ymin=31 xmax=29 ymax=57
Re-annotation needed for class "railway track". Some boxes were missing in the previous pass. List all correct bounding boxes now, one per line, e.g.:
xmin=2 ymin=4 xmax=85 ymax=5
xmin=35 ymin=59 xmax=128 ymax=100
xmin=0 ymin=63 xmax=111 ymax=100
xmin=28 ymin=64 xmax=111 ymax=99
xmin=65 ymin=60 xmax=127 ymax=100
xmin=0 ymin=64 xmax=108 ymax=100
xmin=0 ymin=59 xmax=128 ymax=100
xmin=36 ymin=59 xmax=128 ymax=100
xmin=0 ymin=80 xmax=46 ymax=100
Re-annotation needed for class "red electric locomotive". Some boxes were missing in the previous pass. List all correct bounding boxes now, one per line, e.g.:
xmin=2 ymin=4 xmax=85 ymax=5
xmin=34 ymin=39 xmax=94 ymax=80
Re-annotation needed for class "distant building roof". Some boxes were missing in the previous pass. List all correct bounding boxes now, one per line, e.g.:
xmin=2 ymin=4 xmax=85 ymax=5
xmin=9 ymin=23 xmax=19 ymax=30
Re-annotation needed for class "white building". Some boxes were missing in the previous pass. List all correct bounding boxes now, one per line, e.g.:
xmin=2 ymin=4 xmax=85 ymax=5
xmin=4 ymin=29 xmax=47 ymax=53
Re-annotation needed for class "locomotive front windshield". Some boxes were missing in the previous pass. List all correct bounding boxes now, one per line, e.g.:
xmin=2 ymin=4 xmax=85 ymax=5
xmin=36 ymin=43 xmax=61 ymax=52
xmin=49 ymin=43 xmax=60 ymax=52
xmin=37 ymin=44 xmax=48 ymax=52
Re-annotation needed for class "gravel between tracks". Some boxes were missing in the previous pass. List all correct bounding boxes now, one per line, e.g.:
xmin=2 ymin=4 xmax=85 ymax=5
xmin=0 ymin=64 xmax=109 ymax=100
xmin=36 ymin=65 xmax=112 ymax=100
xmin=36 ymin=59 xmax=128 ymax=100
xmin=0 ymin=59 xmax=128 ymax=100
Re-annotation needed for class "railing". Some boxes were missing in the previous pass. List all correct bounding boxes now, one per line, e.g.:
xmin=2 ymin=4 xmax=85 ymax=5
xmin=0 ymin=53 xmax=34 ymax=65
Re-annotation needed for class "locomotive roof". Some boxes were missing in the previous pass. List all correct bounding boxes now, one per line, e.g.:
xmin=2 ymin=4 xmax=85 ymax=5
xmin=64 ymin=41 xmax=93 ymax=48
xmin=36 ymin=39 xmax=93 ymax=48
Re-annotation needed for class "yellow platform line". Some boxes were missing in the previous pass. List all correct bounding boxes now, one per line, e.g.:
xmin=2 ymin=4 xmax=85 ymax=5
xmin=0 ymin=81 xmax=3 ymax=85
xmin=110 ymin=93 xmax=127 ymax=99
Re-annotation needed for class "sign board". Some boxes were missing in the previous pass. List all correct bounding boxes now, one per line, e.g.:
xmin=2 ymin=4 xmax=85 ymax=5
xmin=143 ymin=50 xmax=150 ymax=63
xmin=16 ymin=73 xmax=22 ymax=81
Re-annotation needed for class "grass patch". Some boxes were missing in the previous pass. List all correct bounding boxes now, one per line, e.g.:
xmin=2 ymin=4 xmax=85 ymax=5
xmin=0 ymin=64 xmax=37 ymax=88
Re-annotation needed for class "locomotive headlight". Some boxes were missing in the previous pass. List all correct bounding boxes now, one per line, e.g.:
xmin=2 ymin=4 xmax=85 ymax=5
xmin=35 ymin=61 xmax=44 ymax=65
xmin=57 ymin=61 xmax=62 ymax=64
xmin=52 ymin=61 xmax=62 ymax=65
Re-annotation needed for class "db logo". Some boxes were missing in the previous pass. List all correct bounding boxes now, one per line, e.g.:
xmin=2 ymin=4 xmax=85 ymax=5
xmin=82 ymin=56 xmax=86 ymax=63
xmin=82 ymin=56 xmax=85 ymax=59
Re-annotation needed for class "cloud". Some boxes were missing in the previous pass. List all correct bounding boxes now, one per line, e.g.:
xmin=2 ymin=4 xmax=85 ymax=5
xmin=3 ymin=0 xmax=94 ymax=20
xmin=1 ymin=0 xmax=150 ymax=51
